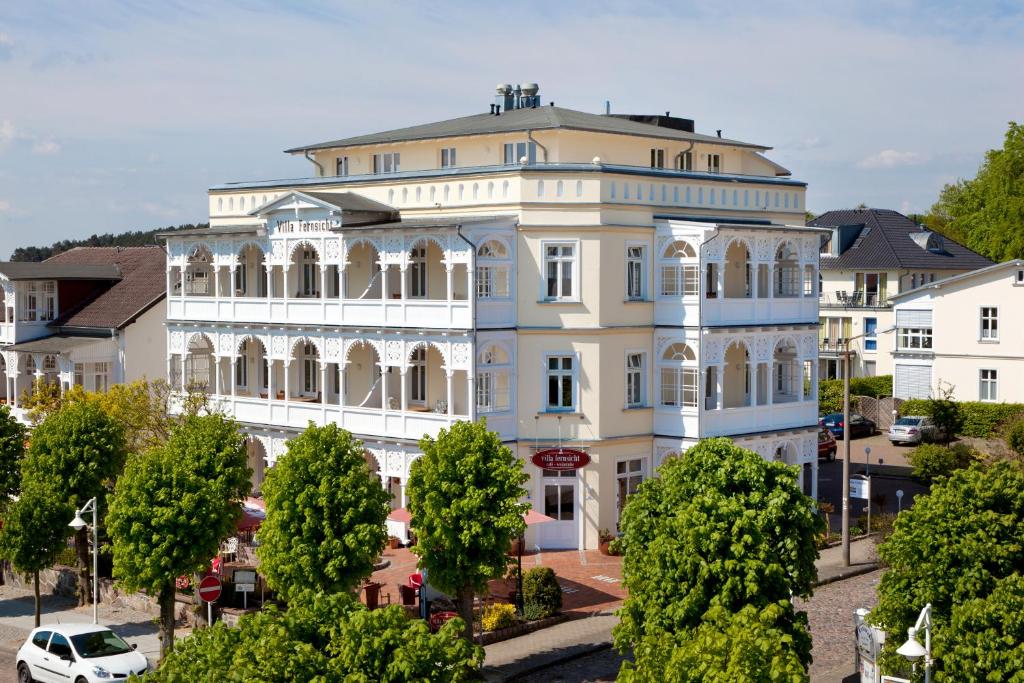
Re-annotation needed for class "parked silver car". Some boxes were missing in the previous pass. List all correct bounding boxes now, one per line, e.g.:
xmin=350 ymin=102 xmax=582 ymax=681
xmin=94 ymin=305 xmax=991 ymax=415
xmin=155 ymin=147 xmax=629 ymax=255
xmin=888 ymin=416 xmax=941 ymax=445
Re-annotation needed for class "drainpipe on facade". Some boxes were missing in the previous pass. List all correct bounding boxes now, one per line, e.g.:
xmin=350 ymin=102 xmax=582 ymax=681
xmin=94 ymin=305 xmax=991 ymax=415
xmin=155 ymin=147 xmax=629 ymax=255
xmin=699 ymin=226 xmax=721 ymax=440
xmin=525 ymin=131 xmax=549 ymax=163
xmin=304 ymin=150 xmax=325 ymax=177
xmin=455 ymin=225 xmax=476 ymax=422
xmin=674 ymin=140 xmax=695 ymax=170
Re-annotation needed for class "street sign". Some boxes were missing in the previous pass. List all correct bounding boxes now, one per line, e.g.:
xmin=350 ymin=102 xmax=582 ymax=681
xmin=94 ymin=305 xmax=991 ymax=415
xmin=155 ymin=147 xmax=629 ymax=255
xmin=850 ymin=477 xmax=870 ymax=499
xmin=235 ymin=583 xmax=255 ymax=592
xmin=531 ymin=448 xmax=590 ymax=471
xmin=198 ymin=575 xmax=222 ymax=603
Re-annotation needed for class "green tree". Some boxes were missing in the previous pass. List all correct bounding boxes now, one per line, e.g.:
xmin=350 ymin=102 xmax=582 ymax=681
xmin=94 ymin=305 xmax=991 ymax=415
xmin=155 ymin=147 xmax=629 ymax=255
xmin=148 ymin=590 xmax=482 ymax=682
xmin=257 ymin=423 xmax=390 ymax=599
xmin=0 ymin=478 xmax=74 ymax=626
xmin=928 ymin=121 xmax=1024 ymax=262
xmin=22 ymin=400 xmax=126 ymax=607
xmin=945 ymin=573 xmax=1024 ymax=682
xmin=907 ymin=443 xmax=976 ymax=484
xmin=0 ymin=404 xmax=26 ymax=507
xmin=106 ymin=414 xmax=250 ymax=657
xmin=872 ymin=462 xmax=1024 ymax=679
xmin=615 ymin=438 xmax=820 ymax=678
xmin=407 ymin=420 xmax=528 ymax=641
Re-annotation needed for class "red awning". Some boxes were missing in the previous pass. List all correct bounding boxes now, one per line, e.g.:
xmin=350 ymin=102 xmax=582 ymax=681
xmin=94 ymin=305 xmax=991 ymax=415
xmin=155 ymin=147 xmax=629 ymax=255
xmin=523 ymin=508 xmax=555 ymax=526
xmin=387 ymin=507 xmax=412 ymax=524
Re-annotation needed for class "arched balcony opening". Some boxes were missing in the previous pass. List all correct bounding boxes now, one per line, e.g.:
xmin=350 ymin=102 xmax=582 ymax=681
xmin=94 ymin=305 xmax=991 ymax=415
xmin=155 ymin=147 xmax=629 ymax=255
xmin=659 ymin=241 xmax=698 ymax=299
xmin=722 ymin=341 xmax=751 ymax=408
xmin=773 ymin=338 xmax=800 ymax=404
xmin=245 ymin=437 xmax=267 ymax=496
xmin=289 ymin=244 xmax=321 ymax=299
xmin=286 ymin=341 xmax=321 ymax=401
xmin=774 ymin=241 xmax=801 ymax=298
xmin=344 ymin=341 xmax=382 ymax=409
xmin=723 ymin=240 xmax=751 ymax=299
xmin=477 ymin=344 xmax=511 ymax=414
xmin=659 ymin=342 xmax=698 ymax=410
xmin=406 ymin=239 xmax=447 ymax=300
xmin=231 ymin=338 xmax=268 ymax=398
xmin=0 ymin=287 xmax=10 ymax=323
xmin=773 ymin=441 xmax=799 ymax=465
xmin=235 ymin=244 xmax=267 ymax=298
xmin=402 ymin=343 xmax=457 ymax=413
xmin=345 ymin=242 xmax=382 ymax=300
xmin=185 ymin=245 xmax=214 ymax=296
xmin=185 ymin=334 xmax=214 ymax=391
xmin=40 ymin=354 xmax=59 ymax=389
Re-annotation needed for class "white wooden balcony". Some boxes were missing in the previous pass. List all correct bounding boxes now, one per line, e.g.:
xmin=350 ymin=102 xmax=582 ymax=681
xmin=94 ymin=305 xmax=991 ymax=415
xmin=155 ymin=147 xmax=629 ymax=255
xmin=653 ymin=409 xmax=700 ymax=438
xmin=700 ymin=399 xmax=818 ymax=438
xmin=701 ymin=296 xmax=818 ymax=326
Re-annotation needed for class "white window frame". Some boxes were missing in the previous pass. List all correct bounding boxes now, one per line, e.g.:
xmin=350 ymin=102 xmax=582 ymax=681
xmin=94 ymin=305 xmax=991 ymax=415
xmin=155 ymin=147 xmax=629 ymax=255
xmin=544 ymin=354 xmax=577 ymax=412
xmin=650 ymin=148 xmax=665 ymax=168
xmin=1015 ymin=269 xmax=1024 ymax=286
xmin=440 ymin=147 xmax=456 ymax=168
xmin=541 ymin=240 xmax=579 ymax=302
xmin=677 ymin=151 xmax=693 ymax=171
xmin=625 ymin=243 xmax=647 ymax=301
xmin=335 ymin=156 xmax=349 ymax=177
xmin=299 ymin=248 xmax=318 ymax=297
xmin=301 ymin=343 xmax=318 ymax=396
xmin=615 ymin=456 xmax=646 ymax=527
xmin=898 ymin=327 xmax=933 ymax=350
xmin=410 ymin=347 xmax=427 ymax=405
xmin=625 ymin=351 xmax=646 ymax=408
xmin=476 ymin=239 xmax=511 ymax=300
xmin=235 ymin=349 xmax=248 ymax=390
xmin=658 ymin=240 xmax=699 ymax=298
xmin=980 ymin=368 xmax=998 ymax=402
xmin=980 ymin=306 xmax=998 ymax=341
xmin=372 ymin=152 xmax=400 ymax=174
xmin=477 ymin=344 xmax=512 ymax=414
xmin=409 ymin=246 xmax=427 ymax=298
xmin=92 ymin=362 xmax=109 ymax=393
xmin=708 ymin=153 xmax=722 ymax=173
xmin=659 ymin=343 xmax=699 ymax=409
xmin=503 ymin=141 xmax=537 ymax=165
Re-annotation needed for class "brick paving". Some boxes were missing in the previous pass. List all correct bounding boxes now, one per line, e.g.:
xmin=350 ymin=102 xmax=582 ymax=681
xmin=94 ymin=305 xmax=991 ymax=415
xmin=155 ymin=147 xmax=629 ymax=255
xmin=799 ymin=568 xmax=883 ymax=682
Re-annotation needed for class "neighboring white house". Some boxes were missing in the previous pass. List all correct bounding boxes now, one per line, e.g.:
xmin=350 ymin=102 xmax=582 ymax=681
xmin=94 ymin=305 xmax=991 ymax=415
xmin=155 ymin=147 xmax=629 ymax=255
xmin=890 ymin=259 xmax=1024 ymax=401
xmin=0 ymin=247 xmax=167 ymax=422
xmin=809 ymin=208 xmax=991 ymax=379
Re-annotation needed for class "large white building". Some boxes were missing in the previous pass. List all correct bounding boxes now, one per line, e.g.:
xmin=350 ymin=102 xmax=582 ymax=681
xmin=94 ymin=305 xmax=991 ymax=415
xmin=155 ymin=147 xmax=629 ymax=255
xmin=163 ymin=85 xmax=825 ymax=550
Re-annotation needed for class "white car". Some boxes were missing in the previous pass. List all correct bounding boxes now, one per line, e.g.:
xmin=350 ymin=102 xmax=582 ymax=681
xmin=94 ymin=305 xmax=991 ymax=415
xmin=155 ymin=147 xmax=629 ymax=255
xmin=888 ymin=416 xmax=942 ymax=445
xmin=16 ymin=623 xmax=149 ymax=683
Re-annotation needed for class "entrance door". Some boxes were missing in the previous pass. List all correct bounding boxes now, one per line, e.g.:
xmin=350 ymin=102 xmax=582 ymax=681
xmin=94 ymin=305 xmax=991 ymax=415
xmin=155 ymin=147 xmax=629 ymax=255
xmin=540 ymin=469 xmax=578 ymax=549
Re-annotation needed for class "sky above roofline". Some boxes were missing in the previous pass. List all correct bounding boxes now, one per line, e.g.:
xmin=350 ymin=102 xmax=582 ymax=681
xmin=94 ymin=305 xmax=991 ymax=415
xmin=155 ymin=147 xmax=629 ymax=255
xmin=1 ymin=1 xmax=1022 ymax=257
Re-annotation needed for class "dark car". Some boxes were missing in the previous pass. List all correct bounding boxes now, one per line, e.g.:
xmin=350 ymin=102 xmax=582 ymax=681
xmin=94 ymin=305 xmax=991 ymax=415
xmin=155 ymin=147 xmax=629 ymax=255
xmin=819 ymin=413 xmax=876 ymax=439
xmin=817 ymin=429 xmax=837 ymax=462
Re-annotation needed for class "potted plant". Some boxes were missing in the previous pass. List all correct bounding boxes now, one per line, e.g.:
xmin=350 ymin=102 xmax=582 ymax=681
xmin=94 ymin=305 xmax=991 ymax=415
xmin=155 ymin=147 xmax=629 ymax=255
xmin=387 ymin=535 xmax=401 ymax=549
xmin=598 ymin=528 xmax=615 ymax=555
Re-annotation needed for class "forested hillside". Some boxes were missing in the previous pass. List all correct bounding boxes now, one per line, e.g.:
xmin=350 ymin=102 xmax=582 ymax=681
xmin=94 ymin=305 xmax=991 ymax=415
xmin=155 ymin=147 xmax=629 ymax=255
xmin=8 ymin=223 xmax=208 ymax=261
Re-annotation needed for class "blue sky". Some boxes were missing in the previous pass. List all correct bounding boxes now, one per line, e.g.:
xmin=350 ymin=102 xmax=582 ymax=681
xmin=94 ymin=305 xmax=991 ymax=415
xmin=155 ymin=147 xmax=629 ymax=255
xmin=1 ymin=1 xmax=1022 ymax=257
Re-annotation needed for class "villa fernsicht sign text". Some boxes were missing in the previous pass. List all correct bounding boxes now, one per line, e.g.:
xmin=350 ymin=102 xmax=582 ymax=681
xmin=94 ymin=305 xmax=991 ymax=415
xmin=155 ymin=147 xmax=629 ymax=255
xmin=531 ymin=447 xmax=590 ymax=471
xmin=275 ymin=218 xmax=341 ymax=233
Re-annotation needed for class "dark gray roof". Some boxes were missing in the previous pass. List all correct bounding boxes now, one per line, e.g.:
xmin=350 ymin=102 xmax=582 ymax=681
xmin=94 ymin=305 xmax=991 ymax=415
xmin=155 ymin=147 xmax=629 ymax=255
xmin=284 ymin=106 xmax=768 ymax=154
xmin=809 ymin=208 xmax=994 ymax=271
xmin=0 ymin=262 xmax=122 ymax=281
xmin=156 ymin=224 xmax=263 ymax=238
xmin=10 ymin=334 xmax=108 ymax=354
xmin=299 ymin=191 xmax=397 ymax=214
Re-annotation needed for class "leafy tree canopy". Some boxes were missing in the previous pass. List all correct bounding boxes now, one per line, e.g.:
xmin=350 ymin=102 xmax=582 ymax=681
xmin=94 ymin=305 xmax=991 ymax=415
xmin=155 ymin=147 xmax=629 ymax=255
xmin=408 ymin=420 xmax=528 ymax=639
xmin=927 ymin=121 xmax=1024 ymax=261
xmin=148 ymin=590 xmax=482 ymax=682
xmin=257 ymin=423 xmax=390 ymax=599
xmin=8 ymin=223 xmax=206 ymax=262
xmin=0 ymin=404 xmax=26 ymax=505
xmin=872 ymin=462 xmax=1024 ymax=679
xmin=614 ymin=438 xmax=820 ymax=675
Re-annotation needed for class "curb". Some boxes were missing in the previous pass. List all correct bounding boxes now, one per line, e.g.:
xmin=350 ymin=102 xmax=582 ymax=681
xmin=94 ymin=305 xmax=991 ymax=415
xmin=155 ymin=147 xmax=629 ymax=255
xmin=497 ymin=640 xmax=614 ymax=683
xmin=813 ymin=562 xmax=881 ymax=588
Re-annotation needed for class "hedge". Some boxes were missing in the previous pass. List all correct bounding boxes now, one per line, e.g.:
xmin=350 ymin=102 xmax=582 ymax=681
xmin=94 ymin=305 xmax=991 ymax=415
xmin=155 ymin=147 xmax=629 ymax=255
xmin=899 ymin=399 xmax=1024 ymax=438
xmin=819 ymin=375 xmax=893 ymax=415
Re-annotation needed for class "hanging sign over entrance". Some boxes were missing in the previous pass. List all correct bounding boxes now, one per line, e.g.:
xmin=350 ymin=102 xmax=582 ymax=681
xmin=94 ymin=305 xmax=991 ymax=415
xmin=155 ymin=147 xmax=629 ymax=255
xmin=532 ymin=448 xmax=590 ymax=471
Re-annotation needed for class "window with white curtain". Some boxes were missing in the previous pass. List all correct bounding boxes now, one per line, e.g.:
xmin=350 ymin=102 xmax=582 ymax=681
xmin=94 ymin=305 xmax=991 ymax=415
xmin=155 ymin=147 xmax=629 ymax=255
xmin=659 ymin=240 xmax=699 ymax=297
xmin=659 ymin=343 xmax=698 ymax=408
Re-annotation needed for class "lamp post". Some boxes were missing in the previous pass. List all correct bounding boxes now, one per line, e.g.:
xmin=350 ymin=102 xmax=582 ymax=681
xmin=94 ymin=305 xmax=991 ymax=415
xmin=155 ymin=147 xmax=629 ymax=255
xmin=897 ymin=603 xmax=933 ymax=683
xmin=840 ymin=326 xmax=895 ymax=566
xmin=69 ymin=497 xmax=98 ymax=624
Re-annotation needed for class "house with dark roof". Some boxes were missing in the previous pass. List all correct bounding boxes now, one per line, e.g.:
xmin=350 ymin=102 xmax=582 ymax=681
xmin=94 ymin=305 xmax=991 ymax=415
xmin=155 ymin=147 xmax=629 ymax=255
xmin=0 ymin=246 xmax=166 ymax=420
xmin=807 ymin=208 xmax=992 ymax=379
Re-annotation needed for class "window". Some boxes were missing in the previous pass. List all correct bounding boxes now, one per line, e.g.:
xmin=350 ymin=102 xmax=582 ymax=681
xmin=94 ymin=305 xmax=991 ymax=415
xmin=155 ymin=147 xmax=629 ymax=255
xmin=335 ymin=156 xmax=349 ymax=176
xmin=980 ymin=369 xmax=998 ymax=401
xmin=625 ymin=352 xmax=645 ymax=408
xmin=410 ymin=347 xmax=426 ymax=404
xmin=659 ymin=343 xmax=698 ymax=408
xmin=477 ymin=345 xmax=511 ymax=413
xmin=235 ymin=351 xmax=248 ymax=389
xmin=21 ymin=281 xmax=57 ymax=322
xmin=92 ymin=362 xmax=109 ymax=393
xmin=864 ymin=317 xmax=878 ymax=351
xmin=855 ymin=272 xmax=887 ymax=306
xmin=32 ymin=631 xmax=52 ymax=650
xmin=503 ymin=141 xmax=537 ymax=165
xmin=677 ymin=151 xmax=693 ymax=171
xmin=372 ymin=152 xmax=400 ymax=174
xmin=626 ymin=245 xmax=646 ymax=301
xmin=898 ymin=327 xmax=933 ymax=350
xmin=440 ymin=147 xmax=456 ymax=168
xmin=300 ymin=248 xmax=318 ymax=297
xmin=650 ymin=148 xmax=665 ymax=168
xmin=47 ymin=633 xmax=72 ymax=659
xmin=659 ymin=240 xmax=698 ymax=297
xmin=74 ymin=363 xmax=84 ymax=387
xmin=234 ymin=262 xmax=247 ymax=295
xmin=708 ymin=153 xmax=721 ymax=173
xmin=980 ymin=307 xmax=998 ymax=340
xmin=1016 ymin=269 xmax=1024 ymax=285
xmin=616 ymin=458 xmax=644 ymax=526
xmin=476 ymin=240 xmax=510 ymax=299
xmin=409 ymin=247 xmax=427 ymax=298
xmin=546 ymin=356 xmax=575 ymax=411
xmin=301 ymin=344 xmax=317 ymax=395
xmin=543 ymin=243 xmax=576 ymax=300
xmin=544 ymin=471 xmax=575 ymax=521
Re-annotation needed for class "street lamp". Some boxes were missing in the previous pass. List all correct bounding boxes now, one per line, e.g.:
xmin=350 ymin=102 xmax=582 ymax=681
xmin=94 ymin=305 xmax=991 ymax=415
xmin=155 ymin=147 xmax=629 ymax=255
xmin=840 ymin=326 xmax=895 ymax=567
xmin=896 ymin=603 xmax=933 ymax=683
xmin=69 ymin=497 xmax=98 ymax=624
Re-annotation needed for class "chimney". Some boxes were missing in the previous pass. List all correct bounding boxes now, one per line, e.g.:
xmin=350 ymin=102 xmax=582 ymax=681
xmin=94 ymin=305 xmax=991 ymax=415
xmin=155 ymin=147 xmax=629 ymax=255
xmin=495 ymin=83 xmax=514 ymax=113
xmin=716 ymin=129 xmax=722 ymax=138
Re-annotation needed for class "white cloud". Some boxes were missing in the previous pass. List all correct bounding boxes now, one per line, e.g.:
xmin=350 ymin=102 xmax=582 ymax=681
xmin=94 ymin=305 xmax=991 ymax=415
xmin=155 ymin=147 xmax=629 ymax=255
xmin=857 ymin=149 xmax=927 ymax=169
xmin=789 ymin=136 xmax=825 ymax=151
xmin=32 ymin=139 xmax=61 ymax=155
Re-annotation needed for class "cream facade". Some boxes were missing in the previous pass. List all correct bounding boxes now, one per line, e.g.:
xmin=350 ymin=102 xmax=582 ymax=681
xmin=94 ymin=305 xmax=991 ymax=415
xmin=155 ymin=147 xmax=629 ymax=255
xmin=890 ymin=260 xmax=1024 ymax=402
xmin=167 ymin=91 xmax=822 ymax=549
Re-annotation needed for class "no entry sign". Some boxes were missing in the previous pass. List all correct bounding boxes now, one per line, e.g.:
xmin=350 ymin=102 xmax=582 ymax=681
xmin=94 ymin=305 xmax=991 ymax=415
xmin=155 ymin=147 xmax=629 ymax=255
xmin=531 ymin=447 xmax=590 ymax=471
xmin=198 ymin=575 xmax=222 ymax=603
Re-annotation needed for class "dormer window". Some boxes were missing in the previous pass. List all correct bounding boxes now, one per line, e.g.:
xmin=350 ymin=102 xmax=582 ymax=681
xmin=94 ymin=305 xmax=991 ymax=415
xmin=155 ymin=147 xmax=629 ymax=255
xmin=650 ymin=149 xmax=665 ymax=169
xmin=21 ymin=281 xmax=57 ymax=322
xmin=707 ymin=154 xmax=722 ymax=173
xmin=335 ymin=156 xmax=349 ymax=177
xmin=372 ymin=152 xmax=400 ymax=174
xmin=676 ymin=151 xmax=693 ymax=171
xmin=440 ymin=147 xmax=456 ymax=168
xmin=503 ymin=141 xmax=536 ymax=165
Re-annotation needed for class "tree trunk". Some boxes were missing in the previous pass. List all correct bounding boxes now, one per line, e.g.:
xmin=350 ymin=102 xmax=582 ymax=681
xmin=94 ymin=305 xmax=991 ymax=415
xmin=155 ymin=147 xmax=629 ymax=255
xmin=158 ymin=582 xmax=176 ymax=660
xmin=456 ymin=587 xmax=475 ymax=643
xmin=33 ymin=571 xmax=40 ymax=628
xmin=192 ymin=572 xmax=207 ymax=627
xmin=74 ymin=526 xmax=91 ymax=607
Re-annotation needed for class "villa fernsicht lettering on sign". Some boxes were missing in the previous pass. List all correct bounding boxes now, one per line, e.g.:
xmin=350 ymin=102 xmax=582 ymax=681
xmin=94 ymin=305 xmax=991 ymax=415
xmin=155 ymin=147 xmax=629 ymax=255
xmin=531 ymin=447 xmax=590 ymax=471
xmin=275 ymin=218 xmax=341 ymax=233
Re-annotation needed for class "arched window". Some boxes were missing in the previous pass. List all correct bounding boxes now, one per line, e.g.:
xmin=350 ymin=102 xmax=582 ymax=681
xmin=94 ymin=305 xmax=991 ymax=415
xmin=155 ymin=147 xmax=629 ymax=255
xmin=298 ymin=247 xmax=319 ymax=297
xmin=476 ymin=239 xmax=511 ymax=299
xmin=659 ymin=240 xmax=699 ymax=298
xmin=301 ymin=342 xmax=319 ymax=396
xmin=410 ymin=347 xmax=426 ymax=404
xmin=477 ymin=344 xmax=511 ymax=413
xmin=775 ymin=241 xmax=800 ymax=297
xmin=659 ymin=343 xmax=698 ymax=408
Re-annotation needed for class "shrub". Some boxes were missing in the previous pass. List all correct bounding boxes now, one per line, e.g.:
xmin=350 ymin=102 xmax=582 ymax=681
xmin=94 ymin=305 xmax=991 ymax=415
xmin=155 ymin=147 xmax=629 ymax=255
xmin=521 ymin=602 xmax=547 ymax=621
xmin=901 ymin=399 xmax=1024 ymax=438
xmin=522 ymin=567 xmax=562 ymax=617
xmin=481 ymin=603 xmax=518 ymax=632
xmin=1007 ymin=420 xmax=1024 ymax=458
xmin=818 ymin=375 xmax=893 ymax=415
xmin=908 ymin=443 xmax=977 ymax=483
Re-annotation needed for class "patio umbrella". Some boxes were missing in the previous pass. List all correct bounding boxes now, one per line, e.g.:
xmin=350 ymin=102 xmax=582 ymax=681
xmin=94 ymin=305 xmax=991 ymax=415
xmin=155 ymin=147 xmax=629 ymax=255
xmin=237 ymin=498 xmax=267 ymax=531
xmin=515 ymin=507 xmax=555 ymax=613
xmin=386 ymin=507 xmax=412 ymax=524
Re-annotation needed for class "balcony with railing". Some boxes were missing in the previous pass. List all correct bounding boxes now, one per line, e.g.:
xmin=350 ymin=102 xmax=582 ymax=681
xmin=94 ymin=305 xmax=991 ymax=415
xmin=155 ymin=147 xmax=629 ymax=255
xmin=819 ymin=290 xmax=890 ymax=309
